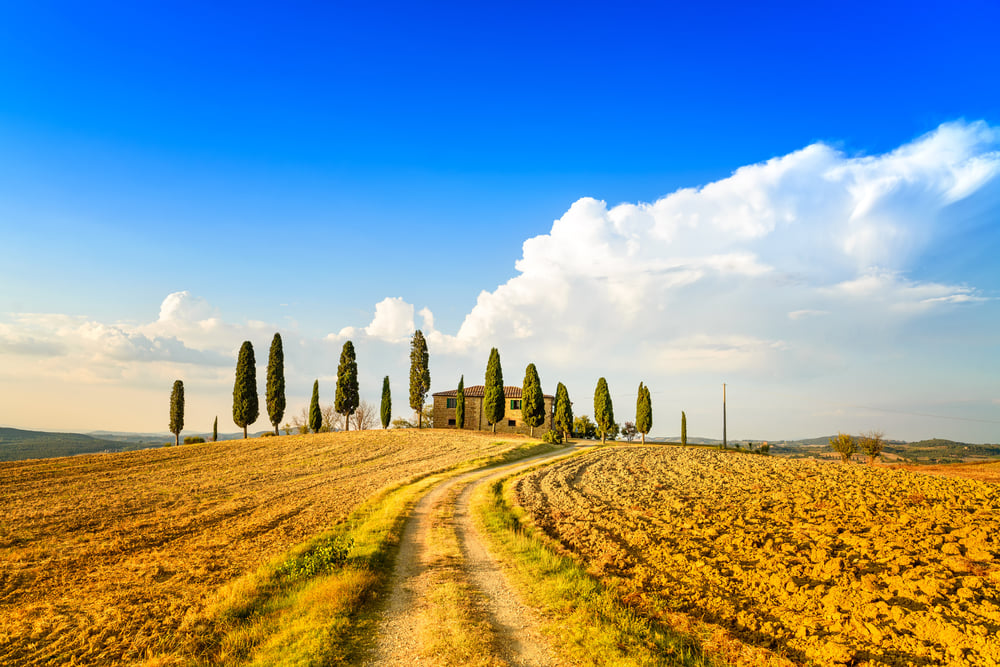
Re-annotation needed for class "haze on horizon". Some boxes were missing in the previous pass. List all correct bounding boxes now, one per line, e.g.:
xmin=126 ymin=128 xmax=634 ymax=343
xmin=1 ymin=2 xmax=999 ymax=443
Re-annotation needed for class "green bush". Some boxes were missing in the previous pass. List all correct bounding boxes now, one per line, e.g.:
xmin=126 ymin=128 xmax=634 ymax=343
xmin=542 ymin=429 xmax=563 ymax=444
xmin=183 ymin=436 xmax=206 ymax=444
xmin=278 ymin=536 xmax=354 ymax=581
xmin=259 ymin=432 xmax=277 ymax=438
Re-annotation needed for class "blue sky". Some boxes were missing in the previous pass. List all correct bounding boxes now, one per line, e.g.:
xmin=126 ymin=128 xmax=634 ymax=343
xmin=1 ymin=2 xmax=999 ymax=441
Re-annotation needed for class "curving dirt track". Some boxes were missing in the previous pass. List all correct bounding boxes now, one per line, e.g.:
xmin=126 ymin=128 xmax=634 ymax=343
xmin=364 ymin=446 xmax=580 ymax=666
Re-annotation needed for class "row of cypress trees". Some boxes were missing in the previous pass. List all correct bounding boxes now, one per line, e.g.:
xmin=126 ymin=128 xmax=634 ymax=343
xmin=173 ymin=329 xmax=661 ymax=442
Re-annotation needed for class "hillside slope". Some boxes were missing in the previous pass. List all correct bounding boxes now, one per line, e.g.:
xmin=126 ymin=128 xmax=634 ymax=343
xmin=0 ymin=429 xmax=529 ymax=666
xmin=0 ymin=427 xmax=133 ymax=461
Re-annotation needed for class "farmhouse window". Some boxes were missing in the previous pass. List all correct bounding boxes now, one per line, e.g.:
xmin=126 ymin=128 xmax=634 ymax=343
xmin=510 ymin=399 xmax=521 ymax=409
xmin=448 ymin=418 xmax=456 ymax=425
xmin=446 ymin=398 xmax=456 ymax=408
xmin=507 ymin=420 xmax=516 ymax=427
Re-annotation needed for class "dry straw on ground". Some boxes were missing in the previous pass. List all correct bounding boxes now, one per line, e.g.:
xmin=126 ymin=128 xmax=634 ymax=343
xmin=513 ymin=446 xmax=1000 ymax=667
xmin=0 ymin=429 xmax=523 ymax=666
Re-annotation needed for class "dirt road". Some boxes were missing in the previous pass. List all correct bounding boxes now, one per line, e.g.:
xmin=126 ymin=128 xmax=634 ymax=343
xmin=363 ymin=445 xmax=581 ymax=666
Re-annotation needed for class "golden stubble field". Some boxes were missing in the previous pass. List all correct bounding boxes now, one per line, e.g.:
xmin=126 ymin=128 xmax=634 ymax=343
xmin=0 ymin=429 xmax=525 ymax=666
xmin=513 ymin=446 xmax=1000 ymax=667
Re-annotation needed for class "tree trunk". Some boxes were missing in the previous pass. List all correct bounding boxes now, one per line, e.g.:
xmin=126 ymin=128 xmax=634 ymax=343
xmin=243 ymin=425 xmax=248 ymax=439
xmin=641 ymin=432 xmax=645 ymax=445
xmin=274 ymin=424 xmax=279 ymax=436
xmin=492 ymin=422 xmax=496 ymax=433
xmin=530 ymin=425 xmax=534 ymax=437
xmin=175 ymin=433 xmax=179 ymax=447
xmin=602 ymin=433 xmax=607 ymax=444
xmin=345 ymin=414 xmax=350 ymax=432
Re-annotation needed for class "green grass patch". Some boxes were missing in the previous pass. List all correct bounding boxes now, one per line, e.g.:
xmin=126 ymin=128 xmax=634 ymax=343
xmin=156 ymin=439 xmax=566 ymax=666
xmin=472 ymin=472 xmax=719 ymax=667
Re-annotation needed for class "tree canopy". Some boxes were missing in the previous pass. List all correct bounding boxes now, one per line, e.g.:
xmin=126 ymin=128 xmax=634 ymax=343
xmin=309 ymin=380 xmax=322 ymax=433
xmin=409 ymin=330 xmax=430 ymax=427
xmin=335 ymin=340 xmax=360 ymax=430
xmin=594 ymin=377 xmax=614 ymax=444
xmin=380 ymin=376 xmax=391 ymax=429
xmin=636 ymin=382 xmax=652 ymax=444
xmin=266 ymin=333 xmax=286 ymax=435
xmin=233 ymin=341 xmax=259 ymax=438
xmin=554 ymin=382 xmax=573 ymax=440
xmin=521 ymin=363 xmax=545 ymax=436
xmin=169 ymin=380 xmax=184 ymax=446
xmin=484 ymin=347 xmax=505 ymax=432
xmin=456 ymin=375 xmax=466 ymax=429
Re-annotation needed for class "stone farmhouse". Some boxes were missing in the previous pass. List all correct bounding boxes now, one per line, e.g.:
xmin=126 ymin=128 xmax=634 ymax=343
xmin=432 ymin=385 xmax=555 ymax=435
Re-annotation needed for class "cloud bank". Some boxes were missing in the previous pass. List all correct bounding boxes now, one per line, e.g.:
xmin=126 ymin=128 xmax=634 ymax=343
xmin=339 ymin=121 xmax=999 ymax=380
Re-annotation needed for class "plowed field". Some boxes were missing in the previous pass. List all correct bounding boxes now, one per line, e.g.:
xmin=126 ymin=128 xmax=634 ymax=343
xmin=513 ymin=446 xmax=1000 ymax=666
xmin=0 ymin=429 xmax=524 ymax=666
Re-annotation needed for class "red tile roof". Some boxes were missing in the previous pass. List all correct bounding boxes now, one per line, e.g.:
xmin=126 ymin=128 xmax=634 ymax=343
xmin=433 ymin=385 xmax=553 ymax=399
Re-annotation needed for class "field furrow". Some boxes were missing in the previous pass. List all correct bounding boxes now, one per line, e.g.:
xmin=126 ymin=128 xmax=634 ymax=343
xmin=513 ymin=446 xmax=1000 ymax=667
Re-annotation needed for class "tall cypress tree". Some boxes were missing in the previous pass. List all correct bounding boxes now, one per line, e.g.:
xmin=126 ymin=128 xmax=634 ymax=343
xmin=484 ymin=347 xmax=504 ymax=433
xmin=681 ymin=411 xmax=687 ymax=446
xmin=594 ymin=377 xmax=614 ymax=444
xmin=380 ymin=376 xmax=392 ymax=429
xmin=554 ymin=382 xmax=573 ymax=441
xmin=522 ymin=363 xmax=544 ymax=437
xmin=212 ymin=415 xmax=218 ymax=442
xmin=409 ymin=330 xmax=430 ymax=427
xmin=309 ymin=380 xmax=322 ymax=433
xmin=169 ymin=380 xmax=184 ymax=446
xmin=335 ymin=340 xmax=360 ymax=430
xmin=266 ymin=333 xmax=286 ymax=435
xmin=455 ymin=375 xmax=466 ymax=429
xmin=233 ymin=341 xmax=259 ymax=439
xmin=636 ymin=382 xmax=652 ymax=445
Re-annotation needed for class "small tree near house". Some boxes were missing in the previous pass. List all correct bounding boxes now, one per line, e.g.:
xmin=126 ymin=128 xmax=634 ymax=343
xmin=409 ymin=330 xmax=430 ymax=427
xmin=554 ymin=382 xmax=573 ymax=441
xmin=455 ymin=375 xmax=466 ymax=429
xmin=484 ymin=347 xmax=505 ymax=433
xmin=522 ymin=363 xmax=545 ymax=437
xmin=594 ymin=377 xmax=614 ymax=444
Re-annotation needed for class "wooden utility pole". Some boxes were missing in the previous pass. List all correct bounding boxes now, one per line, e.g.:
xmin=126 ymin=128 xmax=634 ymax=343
xmin=722 ymin=383 xmax=727 ymax=449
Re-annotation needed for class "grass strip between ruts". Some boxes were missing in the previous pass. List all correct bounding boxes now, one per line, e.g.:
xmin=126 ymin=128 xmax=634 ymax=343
xmin=471 ymin=466 xmax=721 ymax=667
xmin=143 ymin=440 xmax=561 ymax=667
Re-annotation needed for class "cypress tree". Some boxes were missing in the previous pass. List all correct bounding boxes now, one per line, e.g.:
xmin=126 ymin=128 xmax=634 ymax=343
xmin=681 ymin=411 xmax=687 ymax=446
xmin=309 ymin=380 xmax=322 ymax=433
xmin=380 ymin=376 xmax=391 ymax=429
xmin=266 ymin=333 xmax=286 ymax=435
xmin=169 ymin=380 xmax=184 ymax=446
xmin=554 ymin=382 xmax=573 ymax=441
xmin=455 ymin=375 xmax=466 ymax=429
xmin=409 ymin=330 xmax=430 ymax=427
xmin=636 ymin=382 xmax=652 ymax=445
xmin=335 ymin=340 xmax=360 ymax=430
xmin=594 ymin=377 xmax=614 ymax=444
xmin=232 ymin=341 xmax=259 ymax=439
xmin=212 ymin=416 xmax=218 ymax=442
xmin=522 ymin=363 xmax=544 ymax=437
xmin=484 ymin=347 xmax=504 ymax=433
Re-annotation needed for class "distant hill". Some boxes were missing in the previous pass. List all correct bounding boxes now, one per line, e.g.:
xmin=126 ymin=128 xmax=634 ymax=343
xmin=0 ymin=427 xmax=147 ymax=462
